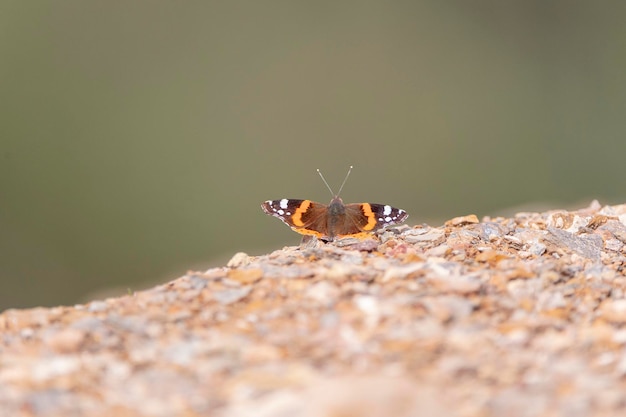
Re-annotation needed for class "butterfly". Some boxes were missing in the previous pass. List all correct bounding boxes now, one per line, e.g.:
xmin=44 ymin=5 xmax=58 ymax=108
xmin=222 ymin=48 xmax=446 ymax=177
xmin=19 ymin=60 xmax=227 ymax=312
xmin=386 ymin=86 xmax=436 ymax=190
xmin=261 ymin=166 xmax=408 ymax=242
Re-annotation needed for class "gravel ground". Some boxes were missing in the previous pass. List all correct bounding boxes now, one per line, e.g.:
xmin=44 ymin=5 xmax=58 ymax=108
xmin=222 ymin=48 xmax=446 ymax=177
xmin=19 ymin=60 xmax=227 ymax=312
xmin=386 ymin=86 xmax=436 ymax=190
xmin=2 ymin=201 xmax=626 ymax=417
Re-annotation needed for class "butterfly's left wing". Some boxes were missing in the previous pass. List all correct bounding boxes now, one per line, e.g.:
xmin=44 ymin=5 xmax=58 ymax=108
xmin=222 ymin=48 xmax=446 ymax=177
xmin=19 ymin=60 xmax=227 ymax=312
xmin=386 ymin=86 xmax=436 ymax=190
xmin=261 ymin=199 xmax=330 ymax=239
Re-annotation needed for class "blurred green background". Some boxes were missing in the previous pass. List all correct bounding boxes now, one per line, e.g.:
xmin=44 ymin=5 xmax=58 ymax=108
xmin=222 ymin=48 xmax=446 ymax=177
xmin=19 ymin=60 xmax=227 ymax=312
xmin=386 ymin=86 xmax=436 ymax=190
xmin=2 ymin=1 xmax=625 ymax=310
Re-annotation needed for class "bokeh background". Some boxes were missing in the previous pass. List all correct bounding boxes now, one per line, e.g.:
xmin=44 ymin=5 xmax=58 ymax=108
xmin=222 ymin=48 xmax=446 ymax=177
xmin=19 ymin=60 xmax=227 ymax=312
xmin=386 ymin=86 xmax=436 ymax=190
xmin=2 ymin=1 xmax=625 ymax=310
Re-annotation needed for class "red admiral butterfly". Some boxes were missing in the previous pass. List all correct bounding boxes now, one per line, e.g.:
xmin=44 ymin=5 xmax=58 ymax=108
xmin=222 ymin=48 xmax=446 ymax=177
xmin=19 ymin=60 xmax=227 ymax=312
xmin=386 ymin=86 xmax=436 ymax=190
xmin=261 ymin=166 xmax=408 ymax=242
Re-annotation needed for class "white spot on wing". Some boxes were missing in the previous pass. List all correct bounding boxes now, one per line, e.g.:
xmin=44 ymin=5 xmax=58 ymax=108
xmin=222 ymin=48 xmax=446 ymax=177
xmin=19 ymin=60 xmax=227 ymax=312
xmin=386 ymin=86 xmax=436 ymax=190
xmin=383 ymin=205 xmax=392 ymax=216
xmin=280 ymin=199 xmax=289 ymax=209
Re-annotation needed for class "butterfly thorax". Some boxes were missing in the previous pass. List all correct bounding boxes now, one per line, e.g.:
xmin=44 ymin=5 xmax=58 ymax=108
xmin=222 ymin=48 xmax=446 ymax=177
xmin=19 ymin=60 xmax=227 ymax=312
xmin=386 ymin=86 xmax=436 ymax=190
xmin=327 ymin=196 xmax=346 ymax=216
xmin=326 ymin=196 xmax=346 ymax=239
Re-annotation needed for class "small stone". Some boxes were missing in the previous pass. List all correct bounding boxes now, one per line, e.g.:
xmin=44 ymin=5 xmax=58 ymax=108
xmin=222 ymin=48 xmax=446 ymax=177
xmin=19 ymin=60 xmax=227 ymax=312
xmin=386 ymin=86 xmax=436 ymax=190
xmin=228 ymin=268 xmax=263 ymax=285
xmin=184 ymin=274 xmax=209 ymax=290
xmin=241 ymin=344 xmax=283 ymax=363
xmin=32 ymin=356 xmax=81 ymax=382
xmin=587 ymin=215 xmax=611 ymax=230
xmin=527 ymin=241 xmax=547 ymax=256
xmin=212 ymin=286 xmax=252 ymax=305
xmin=427 ymin=274 xmax=482 ymax=294
xmin=599 ymin=299 xmax=626 ymax=323
xmin=503 ymin=235 xmax=522 ymax=248
xmin=380 ymin=263 xmax=424 ymax=282
xmin=477 ymin=222 xmax=507 ymax=241
xmin=334 ymin=236 xmax=379 ymax=251
xmin=306 ymin=282 xmax=340 ymax=305
xmin=602 ymin=220 xmax=626 ymax=243
xmin=87 ymin=300 xmax=109 ymax=313
xmin=421 ymin=296 xmax=474 ymax=323
xmin=45 ymin=328 xmax=86 ymax=353
xmin=353 ymin=295 xmax=380 ymax=316
xmin=475 ymin=250 xmax=507 ymax=264
xmin=547 ymin=211 xmax=576 ymax=229
xmin=228 ymin=252 xmax=252 ymax=268
xmin=544 ymin=227 xmax=603 ymax=260
xmin=445 ymin=214 xmax=479 ymax=227
xmin=404 ymin=228 xmax=445 ymax=244
xmin=1 ymin=308 xmax=51 ymax=330
xmin=201 ymin=267 xmax=229 ymax=280
xmin=424 ymin=244 xmax=449 ymax=257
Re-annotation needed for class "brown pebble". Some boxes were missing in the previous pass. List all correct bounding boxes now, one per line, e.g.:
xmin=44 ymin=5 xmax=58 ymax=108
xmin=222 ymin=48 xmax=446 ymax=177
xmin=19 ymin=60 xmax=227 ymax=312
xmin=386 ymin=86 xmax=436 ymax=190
xmin=445 ymin=214 xmax=479 ymax=227
xmin=228 ymin=268 xmax=263 ymax=284
xmin=45 ymin=328 xmax=86 ymax=353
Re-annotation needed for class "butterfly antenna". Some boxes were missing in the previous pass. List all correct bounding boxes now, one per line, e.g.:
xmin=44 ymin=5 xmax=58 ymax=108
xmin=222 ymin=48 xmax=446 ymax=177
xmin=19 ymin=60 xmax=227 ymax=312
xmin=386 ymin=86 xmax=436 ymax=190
xmin=336 ymin=165 xmax=353 ymax=197
xmin=317 ymin=168 xmax=335 ymax=197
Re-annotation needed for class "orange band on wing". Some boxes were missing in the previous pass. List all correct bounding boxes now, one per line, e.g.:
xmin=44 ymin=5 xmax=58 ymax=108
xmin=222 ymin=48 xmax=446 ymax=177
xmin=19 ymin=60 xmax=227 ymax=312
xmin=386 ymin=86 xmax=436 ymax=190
xmin=292 ymin=227 xmax=324 ymax=238
xmin=361 ymin=203 xmax=377 ymax=231
xmin=292 ymin=200 xmax=312 ymax=227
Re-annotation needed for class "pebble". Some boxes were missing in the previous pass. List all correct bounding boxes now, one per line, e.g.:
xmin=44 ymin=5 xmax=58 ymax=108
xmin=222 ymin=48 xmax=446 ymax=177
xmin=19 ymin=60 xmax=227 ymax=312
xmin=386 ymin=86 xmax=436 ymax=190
xmin=212 ymin=287 xmax=252 ymax=305
xmin=403 ymin=228 xmax=445 ymax=244
xmin=545 ymin=228 xmax=603 ymax=260
xmin=305 ymin=281 xmax=340 ymax=305
xmin=599 ymin=299 xmax=626 ymax=323
xmin=45 ymin=328 xmax=86 ymax=353
xmin=445 ymin=214 xmax=479 ymax=227
xmin=228 ymin=268 xmax=263 ymax=285
xmin=227 ymin=252 xmax=252 ymax=268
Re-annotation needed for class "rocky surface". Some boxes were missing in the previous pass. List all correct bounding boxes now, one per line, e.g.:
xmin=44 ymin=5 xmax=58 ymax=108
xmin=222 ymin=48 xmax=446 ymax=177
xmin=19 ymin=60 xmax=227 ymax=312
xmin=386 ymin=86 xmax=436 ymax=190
xmin=2 ymin=201 xmax=626 ymax=417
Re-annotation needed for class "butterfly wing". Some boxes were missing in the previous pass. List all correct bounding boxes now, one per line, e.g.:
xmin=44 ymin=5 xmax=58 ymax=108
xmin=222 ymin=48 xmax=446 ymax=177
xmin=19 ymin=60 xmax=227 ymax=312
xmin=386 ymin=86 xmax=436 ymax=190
xmin=342 ymin=203 xmax=408 ymax=234
xmin=261 ymin=199 xmax=330 ymax=238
